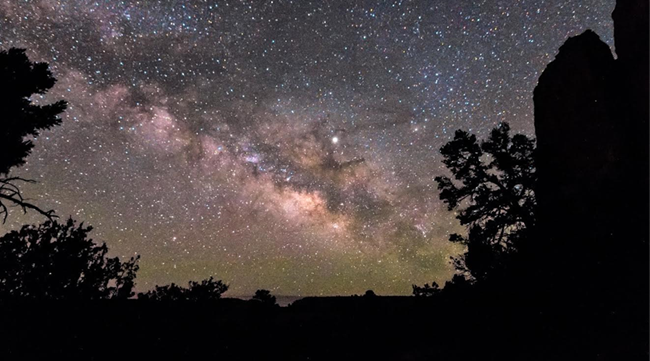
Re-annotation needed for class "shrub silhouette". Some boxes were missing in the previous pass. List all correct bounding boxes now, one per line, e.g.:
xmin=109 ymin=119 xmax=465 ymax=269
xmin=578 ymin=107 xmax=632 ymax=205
xmin=138 ymin=277 xmax=228 ymax=301
xmin=252 ymin=289 xmax=277 ymax=306
xmin=412 ymin=282 xmax=441 ymax=297
xmin=0 ymin=218 xmax=139 ymax=300
xmin=0 ymin=48 xmax=66 ymax=222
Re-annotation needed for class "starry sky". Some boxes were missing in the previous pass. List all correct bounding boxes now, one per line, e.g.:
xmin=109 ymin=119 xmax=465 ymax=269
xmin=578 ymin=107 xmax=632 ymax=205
xmin=0 ymin=0 xmax=614 ymax=296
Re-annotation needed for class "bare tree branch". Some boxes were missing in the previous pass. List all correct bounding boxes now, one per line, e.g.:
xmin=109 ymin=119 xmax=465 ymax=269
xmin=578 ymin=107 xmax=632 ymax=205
xmin=0 ymin=177 xmax=57 ymax=223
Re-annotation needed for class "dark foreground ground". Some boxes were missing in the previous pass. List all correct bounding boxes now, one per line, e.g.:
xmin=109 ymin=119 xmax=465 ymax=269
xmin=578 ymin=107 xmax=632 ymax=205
xmin=1 ymin=293 xmax=646 ymax=360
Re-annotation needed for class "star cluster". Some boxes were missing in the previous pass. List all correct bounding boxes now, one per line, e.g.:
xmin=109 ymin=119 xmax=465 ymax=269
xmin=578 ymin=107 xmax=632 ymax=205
xmin=0 ymin=0 xmax=613 ymax=295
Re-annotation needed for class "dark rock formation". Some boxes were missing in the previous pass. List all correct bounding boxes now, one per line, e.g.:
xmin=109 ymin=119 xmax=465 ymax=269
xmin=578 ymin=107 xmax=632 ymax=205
xmin=532 ymin=0 xmax=648 ymax=356
xmin=611 ymin=0 xmax=649 ymax=238
xmin=534 ymin=30 xmax=616 ymax=242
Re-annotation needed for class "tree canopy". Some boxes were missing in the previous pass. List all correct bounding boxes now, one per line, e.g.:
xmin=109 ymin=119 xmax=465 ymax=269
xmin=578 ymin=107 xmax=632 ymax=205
xmin=412 ymin=282 xmax=441 ymax=297
xmin=0 ymin=48 xmax=66 ymax=222
xmin=252 ymin=289 xmax=277 ymax=306
xmin=138 ymin=277 xmax=229 ymax=301
xmin=0 ymin=218 xmax=139 ymax=300
xmin=435 ymin=123 xmax=536 ymax=282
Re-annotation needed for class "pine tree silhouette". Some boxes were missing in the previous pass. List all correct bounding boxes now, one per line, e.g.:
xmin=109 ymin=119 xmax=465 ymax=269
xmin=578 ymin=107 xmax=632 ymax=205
xmin=0 ymin=48 xmax=66 ymax=222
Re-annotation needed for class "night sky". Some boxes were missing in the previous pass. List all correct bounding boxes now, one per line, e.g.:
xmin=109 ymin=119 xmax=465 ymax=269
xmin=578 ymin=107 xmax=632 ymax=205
xmin=0 ymin=0 xmax=613 ymax=296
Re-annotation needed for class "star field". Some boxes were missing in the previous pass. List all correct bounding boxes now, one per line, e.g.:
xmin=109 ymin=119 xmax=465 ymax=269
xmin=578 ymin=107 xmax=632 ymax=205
xmin=0 ymin=0 xmax=613 ymax=296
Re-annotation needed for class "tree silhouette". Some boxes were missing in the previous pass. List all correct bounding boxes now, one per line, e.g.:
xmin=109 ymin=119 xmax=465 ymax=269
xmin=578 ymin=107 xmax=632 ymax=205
xmin=0 ymin=48 xmax=67 ymax=222
xmin=252 ymin=289 xmax=277 ymax=306
xmin=435 ymin=123 xmax=536 ymax=282
xmin=0 ymin=218 xmax=139 ymax=300
xmin=441 ymin=274 xmax=472 ymax=293
xmin=138 ymin=277 xmax=229 ymax=301
xmin=412 ymin=282 xmax=441 ymax=297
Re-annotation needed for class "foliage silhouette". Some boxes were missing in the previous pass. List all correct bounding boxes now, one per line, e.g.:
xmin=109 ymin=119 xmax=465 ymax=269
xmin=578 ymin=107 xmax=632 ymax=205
xmin=435 ymin=122 xmax=536 ymax=282
xmin=252 ymin=289 xmax=277 ymax=306
xmin=138 ymin=276 xmax=228 ymax=301
xmin=412 ymin=282 xmax=440 ymax=297
xmin=441 ymin=274 xmax=472 ymax=293
xmin=0 ymin=218 xmax=139 ymax=300
xmin=0 ymin=48 xmax=66 ymax=222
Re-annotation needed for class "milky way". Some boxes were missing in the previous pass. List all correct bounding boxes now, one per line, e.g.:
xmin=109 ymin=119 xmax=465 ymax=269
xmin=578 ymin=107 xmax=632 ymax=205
xmin=0 ymin=1 xmax=613 ymax=296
